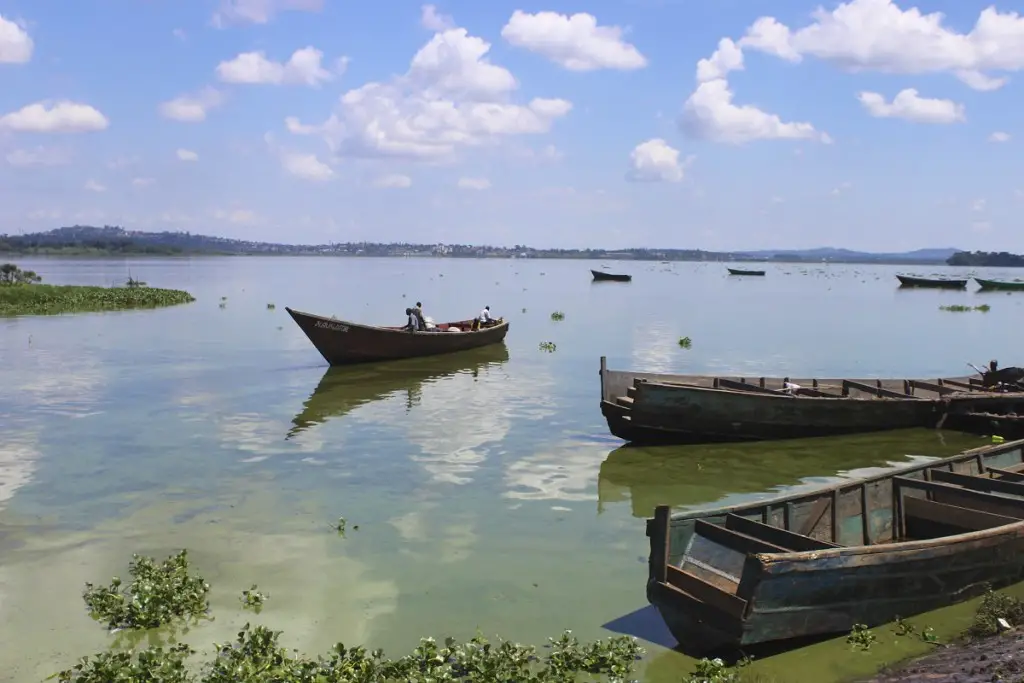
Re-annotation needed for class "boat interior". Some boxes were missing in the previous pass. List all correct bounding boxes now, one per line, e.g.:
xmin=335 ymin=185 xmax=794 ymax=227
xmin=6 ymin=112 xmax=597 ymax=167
xmin=648 ymin=441 xmax=1024 ymax=620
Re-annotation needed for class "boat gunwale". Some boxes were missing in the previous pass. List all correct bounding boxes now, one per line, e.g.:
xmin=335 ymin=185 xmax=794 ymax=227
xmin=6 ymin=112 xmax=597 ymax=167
xmin=285 ymin=306 xmax=510 ymax=336
xmin=658 ymin=438 xmax=1024 ymax=562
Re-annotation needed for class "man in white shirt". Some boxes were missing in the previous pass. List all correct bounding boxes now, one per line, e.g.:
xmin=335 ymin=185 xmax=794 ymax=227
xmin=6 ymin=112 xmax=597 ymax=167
xmin=480 ymin=306 xmax=492 ymax=324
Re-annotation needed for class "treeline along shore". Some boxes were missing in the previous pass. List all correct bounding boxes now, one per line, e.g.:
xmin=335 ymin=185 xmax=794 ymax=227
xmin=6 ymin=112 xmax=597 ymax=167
xmin=2 ymin=226 xmax=1020 ymax=266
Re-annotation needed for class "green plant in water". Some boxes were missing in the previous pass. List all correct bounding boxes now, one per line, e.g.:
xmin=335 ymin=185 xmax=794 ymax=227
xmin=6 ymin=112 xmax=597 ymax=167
xmin=939 ymin=304 xmax=991 ymax=313
xmin=550 ymin=311 xmax=565 ymax=321
xmin=539 ymin=341 xmax=556 ymax=352
xmin=266 ymin=303 xmax=275 ymax=310
xmin=684 ymin=656 xmax=753 ymax=683
xmin=976 ymin=304 xmax=991 ymax=312
xmin=0 ymin=284 xmax=195 ymax=316
xmin=0 ymin=262 xmax=42 ymax=285
xmin=678 ymin=336 xmax=693 ymax=349
xmin=334 ymin=517 xmax=347 ymax=536
xmin=920 ymin=626 xmax=938 ymax=643
xmin=846 ymin=623 xmax=876 ymax=650
xmin=964 ymin=587 xmax=1024 ymax=639
xmin=81 ymin=550 xmax=210 ymax=631
xmin=54 ymin=623 xmax=644 ymax=683
xmin=892 ymin=617 xmax=915 ymax=637
xmin=240 ymin=585 xmax=267 ymax=612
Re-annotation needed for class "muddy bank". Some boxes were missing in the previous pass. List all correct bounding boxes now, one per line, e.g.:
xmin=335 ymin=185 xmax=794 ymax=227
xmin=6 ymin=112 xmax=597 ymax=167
xmin=859 ymin=631 xmax=1024 ymax=683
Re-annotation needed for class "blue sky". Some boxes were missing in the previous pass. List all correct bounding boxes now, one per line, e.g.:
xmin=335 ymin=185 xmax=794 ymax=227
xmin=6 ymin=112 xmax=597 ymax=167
xmin=0 ymin=0 xmax=1022 ymax=251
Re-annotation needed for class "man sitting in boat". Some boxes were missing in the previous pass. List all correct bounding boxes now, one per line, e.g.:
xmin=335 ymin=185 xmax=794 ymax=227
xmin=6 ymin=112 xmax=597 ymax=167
xmin=411 ymin=302 xmax=426 ymax=331
xmin=403 ymin=307 xmax=418 ymax=331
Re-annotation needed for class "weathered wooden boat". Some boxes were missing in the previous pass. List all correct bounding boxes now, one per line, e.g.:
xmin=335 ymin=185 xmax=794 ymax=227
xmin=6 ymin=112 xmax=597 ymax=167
xmin=896 ymin=274 xmax=968 ymax=289
xmin=646 ymin=438 xmax=1024 ymax=654
xmin=975 ymin=277 xmax=1024 ymax=292
xmin=286 ymin=307 xmax=509 ymax=366
xmin=727 ymin=268 xmax=766 ymax=276
xmin=591 ymin=269 xmax=632 ymax=282
xmin=599 ymin=357 xmax=1024 ymax=445
xmin=288 ymin=344 xmax=510 ymax=438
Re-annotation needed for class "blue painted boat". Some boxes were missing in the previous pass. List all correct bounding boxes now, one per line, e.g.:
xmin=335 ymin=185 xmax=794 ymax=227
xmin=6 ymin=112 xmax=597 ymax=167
xmin=646 ymin=438 xmax=1024 ymax=654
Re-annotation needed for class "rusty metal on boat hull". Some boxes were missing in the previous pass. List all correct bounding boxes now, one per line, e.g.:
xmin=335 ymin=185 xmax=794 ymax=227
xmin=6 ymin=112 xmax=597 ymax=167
xmin=286 ymin=307 xmax=509 ymax=366
xmin=645 ymin=439 xmax=1024 ymax=654
xmin=599 ymin=357 xmax=1024 ymax=445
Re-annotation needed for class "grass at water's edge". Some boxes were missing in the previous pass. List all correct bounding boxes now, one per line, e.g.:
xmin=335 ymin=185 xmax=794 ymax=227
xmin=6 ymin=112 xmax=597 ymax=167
xmin=0 ymin=284 xmax=196 ymax=316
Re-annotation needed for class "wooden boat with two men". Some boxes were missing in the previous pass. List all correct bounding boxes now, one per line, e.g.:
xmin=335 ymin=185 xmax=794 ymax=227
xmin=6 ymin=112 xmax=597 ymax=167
xmin=591 ymin=269 xmax=632 ymax=282
xmin=896 ymin=274 xmax=968 ymax=289
xmin=646 ymin=438 xmax=1024 ymax=654
xmin=599 ymin=357 xmax=1024 ymax=445
xmin=286 ymin=307 xmax=509 ymax=366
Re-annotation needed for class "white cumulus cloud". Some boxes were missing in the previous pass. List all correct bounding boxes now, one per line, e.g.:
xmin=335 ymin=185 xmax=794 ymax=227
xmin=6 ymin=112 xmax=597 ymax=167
xmin=680 ymin=79 xmax=827 ymax=144
xmin=0 ymin=13 xmax=32 ymax=63
xmin=500 ymin=10 xmax=647 ymax=71
xmin=212 ymin=0 xmax=322 ymax=27
xmin=5 ymin=146 xmax=70 ymax=166
xmin=626 ymin=138 xmax=689 ymax=183
xmin=159 ymin=88 xmax=225 ymax=122
xmin=0 ymin=101 xmax=109 ymax=133
xmin=216 ymin=47 xmax=333 ymax=87
xmin=84 ymin=179 xmax=106 ymax=192
xmin=989 ymin=131 xmax=1011 ymax=143
xmin=858 ymin=88 xmax=965 ymax=124
xmin=421 ymin=4 xmax=454 ymax=31
xmin=282 ymin=152 xmax=334 ymax=181
xmin=176 ymin=148 xmax=199 ymax=161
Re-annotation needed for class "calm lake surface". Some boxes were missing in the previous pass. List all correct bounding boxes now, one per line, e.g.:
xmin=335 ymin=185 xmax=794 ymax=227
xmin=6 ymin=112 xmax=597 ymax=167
xmin=2 ymin=256 xmax=1023 ymax=682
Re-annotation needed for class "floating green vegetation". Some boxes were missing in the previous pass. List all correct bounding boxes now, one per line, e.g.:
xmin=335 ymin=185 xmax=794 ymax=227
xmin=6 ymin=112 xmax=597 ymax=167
xmin=892 ymin=617 xmax=939 ymax=644
xmin=54 ymin=624 xmax=643 ymax=683
xmin=266 ymin=303 xmax=276 ymax=310
xmin=82 ymin=550 xmax=210 ymax=631
xmin=0 ymin=262 xmax=41 ymax=285
xmin=539 ymin=341 xmax=557 ymax=352
xmin=240 ymin=585 xmax=267 ymax=612
xmin=939 ymin=304 xmax=991 ymax=313
xmin=846 ymin=623 xmax=877 ymax=650
xmin=0 ymin=283 xmax=196 ymax=316
xmin=964 ymin=587 xmax=1024 ymax=640
xmin=684 ymin=656 xmax=753 ymax=683
xmin=550 ymin=311 xmax=565 ymax=321
xmin=334 ymin=517 xmax=347 ymax=536
xmin=678 ymin=336 xmax=693 ymax=349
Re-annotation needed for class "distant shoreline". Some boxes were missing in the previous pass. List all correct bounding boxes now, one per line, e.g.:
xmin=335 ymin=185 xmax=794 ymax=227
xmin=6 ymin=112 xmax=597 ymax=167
xmin=0 ymin=250 xmax=956 ymax=266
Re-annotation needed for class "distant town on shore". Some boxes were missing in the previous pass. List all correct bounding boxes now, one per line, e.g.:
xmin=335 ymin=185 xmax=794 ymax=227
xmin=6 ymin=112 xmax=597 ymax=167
xmin=1 ymin=225 xmax=1021 ymax=267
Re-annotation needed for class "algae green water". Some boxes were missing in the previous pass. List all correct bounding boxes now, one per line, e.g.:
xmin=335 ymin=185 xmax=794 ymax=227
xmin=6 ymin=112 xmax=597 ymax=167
xmin=1 ymin=256 xmax=1023 ymax=682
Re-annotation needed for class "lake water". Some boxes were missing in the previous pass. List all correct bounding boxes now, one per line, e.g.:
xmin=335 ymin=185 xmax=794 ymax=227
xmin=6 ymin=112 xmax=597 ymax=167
xmin=1 ymin=256 xmax=1023 ymax=682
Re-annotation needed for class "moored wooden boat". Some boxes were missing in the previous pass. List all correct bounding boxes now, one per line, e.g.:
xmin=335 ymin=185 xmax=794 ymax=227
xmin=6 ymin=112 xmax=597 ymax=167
xmin=646 ymin=438 xmax=1024 ymax=654
xmin=896 ymin=274 xmax=968 ymax=289
xmin=599 ymin=357 xmax=1024 ymax=445
xmin=286 ymin=307 xmax=509 ymax=366
xmin=727 ymin=268 xmax=766 ymax=276
xmin=975 ymin=277 xmax=1024 ymax=292
xmin=591 ymin=269 xmax=632 ymax=282
xmin=288 ymin=344 xmax=510 ymax=438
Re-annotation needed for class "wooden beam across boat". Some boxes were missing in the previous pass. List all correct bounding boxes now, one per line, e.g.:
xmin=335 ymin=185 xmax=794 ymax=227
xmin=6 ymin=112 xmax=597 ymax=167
xmin=645 ymin=438 xmax=1024 ymax=655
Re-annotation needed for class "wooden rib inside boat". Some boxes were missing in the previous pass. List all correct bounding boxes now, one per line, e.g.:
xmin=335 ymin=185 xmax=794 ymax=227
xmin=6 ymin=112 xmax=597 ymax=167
xmin=646 ymin=438 xmax=1024 ymax=655
xmin=599 ymin=357 xmax=1024 ymax=445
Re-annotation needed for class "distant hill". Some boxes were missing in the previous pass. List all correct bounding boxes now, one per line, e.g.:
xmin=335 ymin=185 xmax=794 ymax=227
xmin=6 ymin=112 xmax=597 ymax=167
xmin=0 ymin=226 xmax=967 ymax=264
xmin=737 ymin=247 xmax=962 ymax=263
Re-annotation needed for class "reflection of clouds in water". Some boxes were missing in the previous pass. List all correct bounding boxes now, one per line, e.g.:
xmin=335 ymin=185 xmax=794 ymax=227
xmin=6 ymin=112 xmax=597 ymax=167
xmin=354 ymin=365 xmax=556 ymax=486
xmin=503 ymin=441 xmax=605 ymax=503
xmin=630 ymin=322 xmax=679 ymax=374
xmin=0 ymin=498 xmax=398 ymax=683
xmin=10 ymin=348 xmax=106 ymax=417
xmin=218 ymin=413 xmax=324 ymax=461
xmin=0 ymin=430 xmax=41 ymax=512
xmin=389 ymin=506 xmax=478 ymax=564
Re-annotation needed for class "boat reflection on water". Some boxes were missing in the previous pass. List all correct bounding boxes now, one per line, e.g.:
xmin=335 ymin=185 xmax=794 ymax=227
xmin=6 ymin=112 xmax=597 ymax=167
xmin=597 ymin=428 xmax=984 ymax=518
xmin=287 ymin=344 xmax=511 ymax=439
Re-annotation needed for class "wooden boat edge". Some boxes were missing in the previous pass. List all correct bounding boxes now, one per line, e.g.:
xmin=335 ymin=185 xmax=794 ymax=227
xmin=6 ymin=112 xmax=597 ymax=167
xmin=285 ymin=306 xmax=510 ymax=336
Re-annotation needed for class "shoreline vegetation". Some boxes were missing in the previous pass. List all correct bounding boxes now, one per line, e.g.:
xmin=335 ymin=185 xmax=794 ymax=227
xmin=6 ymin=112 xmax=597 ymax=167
xmin=0 ymin=263 xmax=195 ymax=316
xmin=2 ymin=226 xmax=1019 ymax=267
xmin=57 ymin=548 xmax=1024 ymax=683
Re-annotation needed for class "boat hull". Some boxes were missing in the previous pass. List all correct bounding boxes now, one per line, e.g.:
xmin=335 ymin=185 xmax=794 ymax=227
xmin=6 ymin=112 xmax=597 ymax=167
xmin=286 ymin=307 xmax=509 ymax=365
xmin=897 ymin=274 xmax=968 ymax=289
xmin=591 ymin=269 xmax=632 ymax=282
xmin=976 ymin=277 xmax=1024 ymax=292
xmin=727 ymin=268 xmax=766 ymax=276
xmin=599 ymin=358 xmax=1024 ymax=445
xmin=645 ymin=440 xmax=1024 ymax=654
